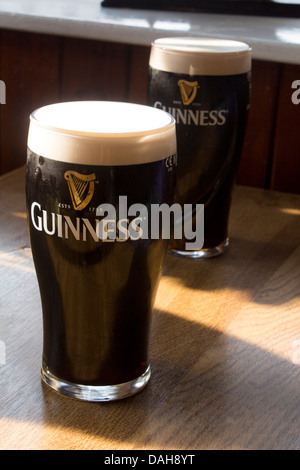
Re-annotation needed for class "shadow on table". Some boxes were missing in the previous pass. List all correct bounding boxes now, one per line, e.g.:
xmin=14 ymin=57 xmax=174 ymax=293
xmin=162 ymin=229 xmax=300 ymax=306
xmin=1 ymin=199 xmax=299 ymax=449
xmin=39 ymin=307 xmax=300 ymax=450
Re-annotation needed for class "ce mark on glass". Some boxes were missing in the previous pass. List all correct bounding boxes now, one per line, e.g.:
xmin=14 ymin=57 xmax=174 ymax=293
xmin=165 ymin=154 xmax=177 ymax=170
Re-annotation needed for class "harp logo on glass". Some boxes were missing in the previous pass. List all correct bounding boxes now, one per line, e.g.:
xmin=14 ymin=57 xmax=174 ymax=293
xmin=64 ymin=170 xmax=98 ymax=211
xmin=178 ymin=79 xmax=200 ymax=105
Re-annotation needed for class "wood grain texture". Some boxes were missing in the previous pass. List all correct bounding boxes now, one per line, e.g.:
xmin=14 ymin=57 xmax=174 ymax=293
xmin=237 ymin=60 xmax=280 ymax=189
xmin=271 ymin=63 xmax=300 ymax=194
xmin=60 ymin=37 xmax=130 ymax=102
xmin=0 ymin=30 xmax=61 ymax=174
xmin=0 ymin=28 xmax=298 ymax=194
xmin=0 ymin=167 xmax=299 ymax=450
xmin=127 ymin=44 xmax=150 ymax=105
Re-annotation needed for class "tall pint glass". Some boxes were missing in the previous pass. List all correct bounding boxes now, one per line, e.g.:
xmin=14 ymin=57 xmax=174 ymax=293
xmin=148 ymin=37 xmax=251 ymax=257
xmin=26 ymin=101 xmax=176 ymax=401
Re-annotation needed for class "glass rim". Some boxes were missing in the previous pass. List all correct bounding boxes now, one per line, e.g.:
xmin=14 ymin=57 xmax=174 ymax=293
xmin=151 ymin=37 xmax=252 ymax=56
xmin=30 ymin=101 xmax=176 ymax=139
xmin=28 ymin=101 xmax=177 ymax=166
xmin=149 ymin=37 xmax=251 ymax=76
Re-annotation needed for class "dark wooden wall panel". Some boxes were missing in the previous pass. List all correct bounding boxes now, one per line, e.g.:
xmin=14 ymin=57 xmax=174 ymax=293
xmin=0 ymin=28 xmax=299 ymax=195
xmin=0 ymin=30 xmax=61 ymax=174
xmin=127 ymin=44 xmax=150 ymax=105
xmin=237 ymin=60 xmax=280 ymax=189
xmin=60 ymin=37 xmax=130 ymax=102
xmin=271 ymin=63 xmax=300 ymax=194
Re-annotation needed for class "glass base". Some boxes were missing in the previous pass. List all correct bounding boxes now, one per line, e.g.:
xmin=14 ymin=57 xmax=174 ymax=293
xmin=169 ymin=237 xmax=229 ymax=259
xmin=41 ymin=362 xmax=151 ymax=402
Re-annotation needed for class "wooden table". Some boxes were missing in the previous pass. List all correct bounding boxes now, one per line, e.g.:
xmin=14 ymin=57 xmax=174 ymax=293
xmin=0 ymin=166 xmax=299 ymax=450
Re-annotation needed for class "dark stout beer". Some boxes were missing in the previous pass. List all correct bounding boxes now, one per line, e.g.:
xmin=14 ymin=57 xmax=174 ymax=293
xmin=26 ymin=101 xmax=176 ymax=401
xmin=148 ymin=38 xmax=251 ymax=257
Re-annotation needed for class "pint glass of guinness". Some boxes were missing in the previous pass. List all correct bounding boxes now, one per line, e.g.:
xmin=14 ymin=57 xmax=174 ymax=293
xmin=148 ymin=37 xmax=251 ymax=257
xmin=26 ymin=101 xmax=176 ymax=401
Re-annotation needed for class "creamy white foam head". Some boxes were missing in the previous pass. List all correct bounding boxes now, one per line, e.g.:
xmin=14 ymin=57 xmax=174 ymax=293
xmin=28 ymin=101 xmax=176 ymax=165
xmin=150 ymin=37 xmax=252 ymax=76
